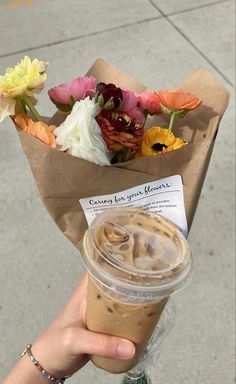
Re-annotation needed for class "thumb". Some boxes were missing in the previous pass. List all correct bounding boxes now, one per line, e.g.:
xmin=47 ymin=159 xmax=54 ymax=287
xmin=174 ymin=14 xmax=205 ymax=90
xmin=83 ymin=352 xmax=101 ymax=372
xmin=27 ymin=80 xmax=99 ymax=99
xmin=77 ymin=329 xmax=135 ymax=360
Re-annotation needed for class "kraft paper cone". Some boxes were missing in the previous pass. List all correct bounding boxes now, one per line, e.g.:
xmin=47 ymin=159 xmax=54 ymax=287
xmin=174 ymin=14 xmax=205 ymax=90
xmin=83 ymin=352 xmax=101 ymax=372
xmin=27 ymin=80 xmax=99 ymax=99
xmin=16 ymin=59 xmax=229 ymax=246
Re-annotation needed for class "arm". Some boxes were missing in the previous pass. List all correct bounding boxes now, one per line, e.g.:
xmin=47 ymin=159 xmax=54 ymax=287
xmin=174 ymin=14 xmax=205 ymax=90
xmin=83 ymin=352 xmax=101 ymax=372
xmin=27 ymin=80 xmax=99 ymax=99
xmin=2 ymin=274 xmax=135 ymax=384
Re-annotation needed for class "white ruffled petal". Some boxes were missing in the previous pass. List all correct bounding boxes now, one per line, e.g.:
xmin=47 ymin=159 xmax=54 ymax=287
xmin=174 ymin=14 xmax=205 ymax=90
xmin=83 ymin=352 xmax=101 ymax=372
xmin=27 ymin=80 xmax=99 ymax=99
xmin=54 ymin=97 xmax=111 ymax=166
xmin=0 ymin=95 xmax=16 ymax=123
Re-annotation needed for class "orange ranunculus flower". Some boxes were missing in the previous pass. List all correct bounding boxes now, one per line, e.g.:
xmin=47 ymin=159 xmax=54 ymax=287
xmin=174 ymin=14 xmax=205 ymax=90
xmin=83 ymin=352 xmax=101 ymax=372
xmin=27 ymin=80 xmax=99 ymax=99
xmin=139 ymin=126 xmax=187 ymax=156
xmin=14 ymin=114 xmax=56 ymax=148
xmin=158 ymin=89 xmax=202 ymax=112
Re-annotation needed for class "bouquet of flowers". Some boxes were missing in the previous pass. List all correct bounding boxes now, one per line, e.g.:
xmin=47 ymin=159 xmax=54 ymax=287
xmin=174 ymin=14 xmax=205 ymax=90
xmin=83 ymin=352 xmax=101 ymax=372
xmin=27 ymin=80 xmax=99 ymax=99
xmin=0 ymin=57 xmax=229 ymax=383
xmin=0 ymin=57 xmax=229 ymax=246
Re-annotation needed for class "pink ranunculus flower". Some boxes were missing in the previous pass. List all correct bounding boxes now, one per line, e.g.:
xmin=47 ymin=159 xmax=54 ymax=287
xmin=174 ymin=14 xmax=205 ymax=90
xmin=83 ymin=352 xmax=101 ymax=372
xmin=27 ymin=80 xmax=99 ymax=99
xmin=121 ymin=89 xmax=145 ymax=125
xmin=136 ymin=91 xmax=161 ymax=115
xmin=48 ymin=76 xmax=96 ymax=111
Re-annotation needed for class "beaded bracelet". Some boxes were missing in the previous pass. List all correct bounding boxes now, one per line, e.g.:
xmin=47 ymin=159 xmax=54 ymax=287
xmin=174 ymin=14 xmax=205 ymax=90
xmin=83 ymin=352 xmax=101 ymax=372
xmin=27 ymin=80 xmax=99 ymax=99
xmin=21 ymin=344 xmax=71 ymax=383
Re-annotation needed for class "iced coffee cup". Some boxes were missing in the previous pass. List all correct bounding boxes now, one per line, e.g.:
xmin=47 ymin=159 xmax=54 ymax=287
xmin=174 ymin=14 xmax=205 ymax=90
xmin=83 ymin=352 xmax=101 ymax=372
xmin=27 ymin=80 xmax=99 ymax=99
xmin=80 ymin=208 xmax=192 ymax=374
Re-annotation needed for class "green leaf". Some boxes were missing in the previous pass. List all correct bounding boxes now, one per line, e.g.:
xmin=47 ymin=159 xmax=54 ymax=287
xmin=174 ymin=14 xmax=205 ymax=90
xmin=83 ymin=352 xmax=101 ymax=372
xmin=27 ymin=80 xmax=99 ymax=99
xmin=160 ymin=103 xmax=171 ymax=115
xmin=49 ymin=97 xmax=73 ymax=112
xmin=104 ymin=97 xmax=115 ymax=110
xmin=96 ymin=93 xmax=104 ymax=107
xmin=175 ymin=109 xmax=188 ymax=118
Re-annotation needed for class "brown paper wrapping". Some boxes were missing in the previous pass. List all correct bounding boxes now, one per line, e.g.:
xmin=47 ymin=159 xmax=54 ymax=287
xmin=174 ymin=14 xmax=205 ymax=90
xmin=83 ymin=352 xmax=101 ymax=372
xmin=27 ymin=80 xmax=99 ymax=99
xmin=16 ymin=59 xmax=229 ymax=246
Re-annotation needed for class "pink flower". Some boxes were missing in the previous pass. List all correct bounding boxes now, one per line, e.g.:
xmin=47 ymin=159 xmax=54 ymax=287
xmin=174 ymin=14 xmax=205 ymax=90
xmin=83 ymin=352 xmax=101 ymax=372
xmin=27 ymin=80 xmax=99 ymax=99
xmin=48 ymin=76 xmax=96 ymax=111
xmin=121 ymin=89 xmax=145 ymax=124
xmin=136 ymin=91 xmax=161 ymax=115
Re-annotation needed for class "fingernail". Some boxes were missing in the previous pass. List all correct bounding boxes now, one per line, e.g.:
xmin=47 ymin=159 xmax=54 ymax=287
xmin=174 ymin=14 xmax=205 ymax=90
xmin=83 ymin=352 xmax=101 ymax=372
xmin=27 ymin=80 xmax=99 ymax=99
xmin=117 ymin=341 xmax=135 ymax=359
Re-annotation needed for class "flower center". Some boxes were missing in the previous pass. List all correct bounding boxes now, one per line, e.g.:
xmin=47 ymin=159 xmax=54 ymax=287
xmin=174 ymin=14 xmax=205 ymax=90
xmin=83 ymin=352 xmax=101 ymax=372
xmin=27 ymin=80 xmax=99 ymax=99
xmin=152 ymin=143 xmax=168 ymax=151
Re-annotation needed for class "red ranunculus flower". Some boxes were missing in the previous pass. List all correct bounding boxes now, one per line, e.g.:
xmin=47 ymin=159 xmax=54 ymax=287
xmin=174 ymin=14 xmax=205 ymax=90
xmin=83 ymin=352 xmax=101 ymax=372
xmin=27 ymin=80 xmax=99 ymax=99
xmin=96 ymin=82 xmax=123 ymax=109
xmin=96 ymin=109 xmax=144 ymax=153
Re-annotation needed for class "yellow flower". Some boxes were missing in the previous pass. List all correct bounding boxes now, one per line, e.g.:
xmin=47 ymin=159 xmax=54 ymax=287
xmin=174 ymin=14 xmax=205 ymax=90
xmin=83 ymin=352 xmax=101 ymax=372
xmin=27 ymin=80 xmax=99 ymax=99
xmin=0 ymin=56 xmax=48 ymax=97
xmin=139 ymin=126 xmax=187 ymax=156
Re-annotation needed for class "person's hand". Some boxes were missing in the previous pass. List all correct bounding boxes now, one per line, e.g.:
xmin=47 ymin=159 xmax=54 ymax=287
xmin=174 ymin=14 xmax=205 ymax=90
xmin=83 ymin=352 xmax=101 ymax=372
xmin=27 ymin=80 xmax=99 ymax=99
xmin=31 ymin=273 xmax=135 ymax=379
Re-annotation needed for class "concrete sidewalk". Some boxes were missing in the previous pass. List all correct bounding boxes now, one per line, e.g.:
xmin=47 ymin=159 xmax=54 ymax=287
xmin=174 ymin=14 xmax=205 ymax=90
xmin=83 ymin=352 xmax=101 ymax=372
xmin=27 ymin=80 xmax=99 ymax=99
xmin=0 ymin=1 xmax=235 ymax=383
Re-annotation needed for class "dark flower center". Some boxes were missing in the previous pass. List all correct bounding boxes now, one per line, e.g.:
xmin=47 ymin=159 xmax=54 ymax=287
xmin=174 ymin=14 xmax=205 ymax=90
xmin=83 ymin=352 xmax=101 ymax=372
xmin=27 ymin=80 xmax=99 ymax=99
xmin=152 ymin=143 xmax=168 ymax=151
xmin=96 ymin=82 xmax=123 ymax=109
xmin=101 ymin=110 xmax=136 ymax=133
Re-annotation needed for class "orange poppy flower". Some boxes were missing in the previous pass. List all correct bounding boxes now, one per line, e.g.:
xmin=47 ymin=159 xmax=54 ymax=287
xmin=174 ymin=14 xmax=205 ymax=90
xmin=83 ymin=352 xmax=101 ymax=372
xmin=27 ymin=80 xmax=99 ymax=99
xmin=14 ymin=114 xmax=56 ymax=148
xmin=158 ymin=89 xmax=202 ymax=112
xmin=138 ymin=126 xmax=187 ymax=156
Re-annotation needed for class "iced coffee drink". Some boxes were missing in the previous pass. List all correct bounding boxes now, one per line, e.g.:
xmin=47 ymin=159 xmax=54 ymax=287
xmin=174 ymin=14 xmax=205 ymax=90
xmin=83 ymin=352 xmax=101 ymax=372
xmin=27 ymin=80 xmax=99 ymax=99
xmin=81 ymin=208 xmax=192 ymax=374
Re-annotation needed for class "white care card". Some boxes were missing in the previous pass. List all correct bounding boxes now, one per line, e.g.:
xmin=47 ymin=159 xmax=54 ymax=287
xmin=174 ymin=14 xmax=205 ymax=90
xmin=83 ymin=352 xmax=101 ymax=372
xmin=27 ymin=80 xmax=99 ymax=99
xmin=79 ymin=175 xmax=188 ymax=237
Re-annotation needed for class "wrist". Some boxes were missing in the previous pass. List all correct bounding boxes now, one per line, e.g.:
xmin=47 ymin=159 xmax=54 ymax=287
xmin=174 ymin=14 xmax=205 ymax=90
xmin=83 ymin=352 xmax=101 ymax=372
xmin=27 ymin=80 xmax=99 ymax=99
xmin=30 ymin=343 xmax=70 ymax=384
xmin=2 ymin=352 xmax=50 ymax=384
xmin=22 ymin=353 xmax=51 ymax=384
xmin=23 ymin=344 xmax=69 ymax=383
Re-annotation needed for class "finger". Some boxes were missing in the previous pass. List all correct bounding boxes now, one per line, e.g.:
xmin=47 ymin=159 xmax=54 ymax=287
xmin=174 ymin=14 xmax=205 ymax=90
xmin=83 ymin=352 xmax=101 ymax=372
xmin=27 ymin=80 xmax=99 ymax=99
xmin=75 ymin=329 xmax=135 ymax=360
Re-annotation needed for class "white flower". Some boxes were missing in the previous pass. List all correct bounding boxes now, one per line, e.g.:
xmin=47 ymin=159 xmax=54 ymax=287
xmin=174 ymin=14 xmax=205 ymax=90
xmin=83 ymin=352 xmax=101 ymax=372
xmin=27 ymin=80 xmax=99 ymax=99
xmin=0 ymin=92 xmax=16 ymax=123
xmin=54 ymin=97 xmax=111 ymax=166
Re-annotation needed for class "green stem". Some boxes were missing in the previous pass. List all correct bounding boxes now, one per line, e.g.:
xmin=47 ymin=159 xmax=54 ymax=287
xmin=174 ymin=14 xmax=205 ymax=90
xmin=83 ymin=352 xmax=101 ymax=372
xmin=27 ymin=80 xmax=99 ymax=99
xmin=16 ymin=98 xmax=27 ymax=114
xmin=117 ymin=153 xmax=123 ymax=163
xmin=122 ymin=148 xmax=133 ymax=162
xmin=168 ymin=111 xmax=176 ymax=132
xmin=22 ymin=95 xmax=41 ymax=121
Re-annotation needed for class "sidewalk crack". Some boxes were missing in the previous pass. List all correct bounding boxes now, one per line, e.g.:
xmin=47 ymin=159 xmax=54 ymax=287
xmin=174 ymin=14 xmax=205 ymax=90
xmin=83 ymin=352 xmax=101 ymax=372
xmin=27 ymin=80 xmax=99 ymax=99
xmin=148 ymin=0 xmax=234 ymax=87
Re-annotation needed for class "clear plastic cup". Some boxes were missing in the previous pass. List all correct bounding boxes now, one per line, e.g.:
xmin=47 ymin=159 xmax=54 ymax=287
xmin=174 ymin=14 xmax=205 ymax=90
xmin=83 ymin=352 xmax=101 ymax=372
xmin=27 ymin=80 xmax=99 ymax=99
xmin=80 ymin=207 xmax=192 ymax=374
